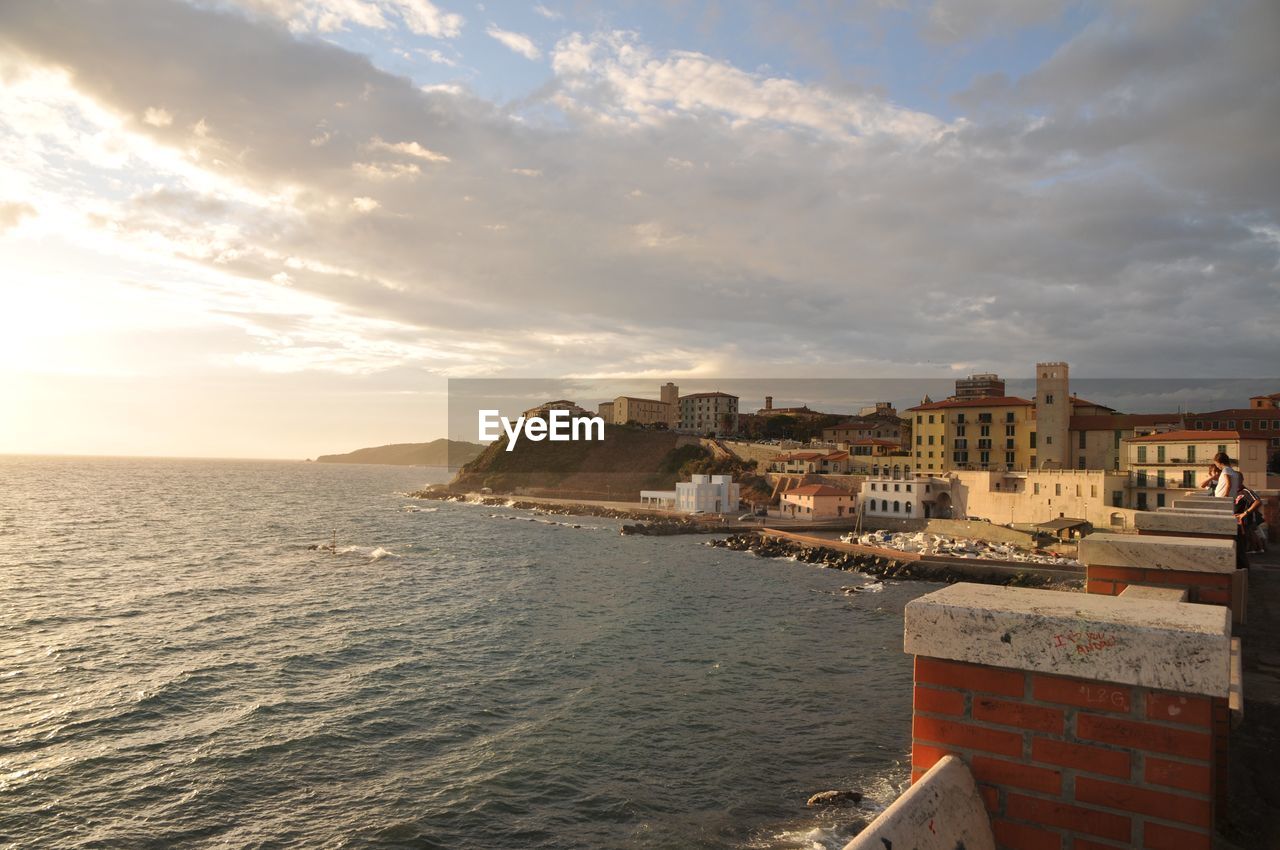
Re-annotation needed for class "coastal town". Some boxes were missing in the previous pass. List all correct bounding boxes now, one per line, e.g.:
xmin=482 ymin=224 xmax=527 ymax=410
xmin=502 ymin=361 xmax=1279 ymax=545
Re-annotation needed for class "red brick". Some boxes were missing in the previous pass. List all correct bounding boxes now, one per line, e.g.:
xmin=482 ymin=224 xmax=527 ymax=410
xmin=975 ymin=697 xmax=1065 ymax=734
xmin=915 ymin=656 xmax=1025 ymax=697
xmin=1151 ymin=570 xmax=1229 ymax=588
xmin=1073 ymin=839 xmax=1127 ymax=850
xmin=1086 ymin=565 xmax=1143 ymax=581
xmin=1144 ymin=757 xmax=1211 ymax=795
xmin=972 ymin=755 xmax=1062 ymax=795
xmin=911 ymin=743 xmax=959 ymax=771
xmin=1145 ymin=693 xmax=1212 ymax=728
xmin=992 ymin=818 xmax=1062 ymax=850
xmin=1075 ymin=777 xmax=1211 ymax=828
xmin=1142 ymin=820 xmax=1212 ymax=850
xmin=978 ymin=782 xmax=1000 ymax=813
xmin=1087 ymin=579 xmax=1118 ymax=595
xmin=1033 ymin=675 xmax=1132 ymax=714
xmin=1031 ymin=738 xmax=1131 ymax=779
xmin=915 ymin=685 xmax=966 ymax=716
xmin=913 ymin=715 xmax=1024 ymax=757
xmin=1195 ymin=588 xmax=1230 ymax=605
xmin=1076 ymin=713 xmax=1211 ymax=760
xmin=1006 ymin=794 xmax=1131 ymax=843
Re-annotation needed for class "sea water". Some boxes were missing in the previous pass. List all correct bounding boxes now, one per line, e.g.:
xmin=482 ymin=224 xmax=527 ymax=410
xmin=0 ymin=456 xmax=933 ymax=849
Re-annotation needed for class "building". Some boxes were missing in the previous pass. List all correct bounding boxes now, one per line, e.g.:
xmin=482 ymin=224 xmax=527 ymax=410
xmin=1067 ymin=413 xmax=1184 ymax=471
xmin=1034 ymin=362 xmax=1071 ymax=468
xmin=780 ymin=484 xmax=855 ymax=518
xmin=679 ymin=391 xmax=738 ymax=436
xmin=611 ymin=395 xmax=673 ymax=427
xmin=823 ymin=414 xmax=909 ymax=449
xmin=907 ymin=396 xmax=1037 ymax=473
xmin=1250 ymin=392 xmax=1280 ymax=409
xmin=860 ymin=473 xmax=951 ymax=519
xmin=947 ymin=469 xmax=1135 ymax=528
xmin=659 ymin=382 xmax=680 ymax=427
xmin=1124 ymin=430 xmax=1269 ymax=510
xmin=1185 ymin=402 xmax=1280 ymax=467
xmin=858 ymin=402 xmax=898 ymax=417
xmin=768 ymin=450 xmax=852 ymax=474
xmin=954 ymin=373 xmax=1005 ymax=400
xmin=597 ymin=401 xmax=614 ymax=421
xmin=640 ymin=474 xmax=740 ymax=514
xmin=522 ymin=399 xmax=590 ymax=419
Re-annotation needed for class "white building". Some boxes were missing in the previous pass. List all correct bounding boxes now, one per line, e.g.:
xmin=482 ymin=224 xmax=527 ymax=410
xmin=640 ymin=474 xmax=740 ymax=514
xmin=859 ymin=473 xmax=952 ymax=519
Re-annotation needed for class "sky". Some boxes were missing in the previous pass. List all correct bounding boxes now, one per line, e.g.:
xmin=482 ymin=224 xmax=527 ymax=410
xmin=0 ymin=0 xmax=1277 ymax=458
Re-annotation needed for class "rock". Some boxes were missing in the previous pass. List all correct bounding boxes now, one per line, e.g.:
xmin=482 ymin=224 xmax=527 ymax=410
xmin=806 ymin=789 xmax=863 ymax=807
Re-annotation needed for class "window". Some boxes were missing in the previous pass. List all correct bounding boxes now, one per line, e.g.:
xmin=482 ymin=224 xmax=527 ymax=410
xmin=893 ymin=501 xmax=901 ymax=513
xmin=905 ymin=502 xmax=912 ymax=514
xmin=1030 ymin=432 xmax=1037 ymax=449
xmin=1157 ymin=493 xmax=1166 ymax=508
xmin=1229 ymin=420 xmax=1236 ymax=429
xmin=1006 ymin=452 xmax=1016 ymax=465
xmin=928 ymin=415 xmax=935 ymax=424
xmin=1138 ymin=446 xmax=1147 ymax=463
xmin=980 ymin=425 xmax=991 ymax=437
xmin=1187 ymin=445 xmax=1196 ymax=463
xmin=1136 ymin=471 xmax=1148 ymax=487
xmin=1006 ymin=425 xmax=1016 ymax=437
xmin=916 ymin=415 xmax=922 ymax=424
xmin=1079 ymin=432 xmax=1087 ymax=449
xmin=894 ymin=484 xmax=900 ymax=492
xmin=1045 ymin=394 xmax=1054 ymax=404
xmin=1157 ymin=446 xmax=1165 ymax=463
xmin=916 ymin=435 xmax=922 ymax=445
xmin=1157 ymin=471 xmax=1166 ymax=488
xmin=1244 ymin=420 xmax=1252 ymax=430
xmin=955 ymin=413 xmax=966 ymax=424
xmin=1006 ymin=412 xmax=1015 ymax=423
xmin=1137 ymin=492 xmax=1148 ymax=510
xmin=1182 ymin=470 xmax=1195 ymax=487
xmin=1078 ymin=457 xmax=1086 ymax=469
xmin=928 ymin=435 xmax=935 ymax=445
xmin=956 ymin=425 xmax=967 ymax=437
xmin=1055 ymin=483 xmax=1062 ymax=496
xmin=1046 ymin=436 xmax=1053 ymax=445
xmin=1195 ymin=421 xmax=1204 ymax=429
xmin=906 ymin=484 xmax=913 ymax=492
xmin=1212 ymin=421 xmax=1220 ymax=429
xmin=1091 ymin=485 xmax=1098 ymax=497
xmin=881 ymin=500 xmax=888 ymax=512
xmin=1034 ymin=483 xmax=1040 ymax=495
xmin=1112 ymin=491 xmax=1123 ymax=507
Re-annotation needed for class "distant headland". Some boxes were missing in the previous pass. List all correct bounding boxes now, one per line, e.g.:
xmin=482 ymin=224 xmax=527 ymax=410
xmin=312 ymin=439 xmax=484 ymax=467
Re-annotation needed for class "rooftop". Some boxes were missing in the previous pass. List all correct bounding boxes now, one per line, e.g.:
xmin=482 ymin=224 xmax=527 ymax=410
xmin=1124 ymin=429 xmax=1267 ymax=442
xmin=680 ymin=392 xmax=738 ymax=400
xmin=1069 ymin=413 xmax=1184 ymax=430
xmin=783 ymin=484 xmax=851 ymax=497
xmin=908 ymin=396 xmax=1035 ymax=412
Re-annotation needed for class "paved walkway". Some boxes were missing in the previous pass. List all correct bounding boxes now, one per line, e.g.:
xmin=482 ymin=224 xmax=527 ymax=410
xmin=1223 ymin=546 xmax=1280 ymax=849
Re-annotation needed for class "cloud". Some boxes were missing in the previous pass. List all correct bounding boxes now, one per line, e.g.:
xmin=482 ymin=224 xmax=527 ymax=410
xmin=549 ymin=31 xmax=949 ymax=142
xmin=0 ymin=201 xmax=36 ymax=232
xmin=532 ymin=4 xmax=560 ymax=21
xmin=0 ymin=0 xmax=1276 ymax=392
xmin=350 ymin=195 xmax=379 ymax=212
xmin=486 ymin=25 xmax=541 ymax=60
xmin=367 ymin=137 xmax=451 ymax=162
xmin=230 ymin=0 xmax=463 ymax=37
xmin=142 ymin=106 xmax=173 ymax=126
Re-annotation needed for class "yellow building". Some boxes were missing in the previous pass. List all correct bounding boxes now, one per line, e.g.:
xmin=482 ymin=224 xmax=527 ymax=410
xmin=948 ymin=469 xmax=1136 ymax=529
xmin=611 ymin=396 xmax=673 ymax=427
xmin=1067 ymin=413 xmax=1183 ymax=472
xmin=1124 ymin=430 xmax=1269 ymax=510
xmin=907 ymin=396 xmax=1037 ymax=473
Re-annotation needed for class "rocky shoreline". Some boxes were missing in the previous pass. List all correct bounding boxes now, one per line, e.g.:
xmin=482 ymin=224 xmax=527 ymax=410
xmin=708 ymin=532 xmax=1070 ymax=588
xmin=408 ymin=488 xmax=682 ymax=523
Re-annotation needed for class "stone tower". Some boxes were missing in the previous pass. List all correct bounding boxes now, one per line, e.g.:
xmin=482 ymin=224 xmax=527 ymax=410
xmin=660 ymin=382 xmax=680 ymax=427
xmin=1035 ymin=362 xmax=1070 ymax=469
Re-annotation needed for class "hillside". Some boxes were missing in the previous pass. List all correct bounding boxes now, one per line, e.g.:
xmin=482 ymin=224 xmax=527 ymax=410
xmin=447 ymin=427 xmax=705 ymax=498
xmin=314 ymin=439 xmax=484 ymax=467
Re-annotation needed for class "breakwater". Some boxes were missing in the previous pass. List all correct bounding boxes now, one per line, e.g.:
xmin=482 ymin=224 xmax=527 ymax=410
xmin=709 ymin=532 xmax=1078 ymax=588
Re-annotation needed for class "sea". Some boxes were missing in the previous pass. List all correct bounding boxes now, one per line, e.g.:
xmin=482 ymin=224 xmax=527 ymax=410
xmin=0 ymin=456 xmax=935 ymax=850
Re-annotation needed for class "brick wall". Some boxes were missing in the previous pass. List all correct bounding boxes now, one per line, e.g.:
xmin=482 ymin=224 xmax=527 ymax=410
xmin=911 ymin=655 xmax=1222 ymax=850
xmin=1085 ymin=565 xmax=1231 ymax=606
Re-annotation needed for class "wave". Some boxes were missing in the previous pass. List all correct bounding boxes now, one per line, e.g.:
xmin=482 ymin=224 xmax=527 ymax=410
xmin=308 ymin=543 xmax=402 ymax=561
xmin=401 ymin=505 xmax=438 ymax=513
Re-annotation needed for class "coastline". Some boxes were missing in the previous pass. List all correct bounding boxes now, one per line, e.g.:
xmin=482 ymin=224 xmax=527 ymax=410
xmin=413 ymin=489 xmax=1086 ymax=590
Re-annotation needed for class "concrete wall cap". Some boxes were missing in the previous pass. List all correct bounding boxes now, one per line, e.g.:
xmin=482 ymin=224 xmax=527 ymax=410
xmin=1136 ymin=511 xmax=1239 ymax=535
xmin=905 ymin=583 xmax=1231 ymax=697
xmin=843 ymin=755 xmax=995 ymax=850
xmin=1078 ymin=532 xmax=1236 ymax=573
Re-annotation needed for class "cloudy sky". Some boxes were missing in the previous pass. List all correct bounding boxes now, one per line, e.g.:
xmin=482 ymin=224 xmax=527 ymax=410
xmin=1 ymin=0 xmax=1276 ymax=458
